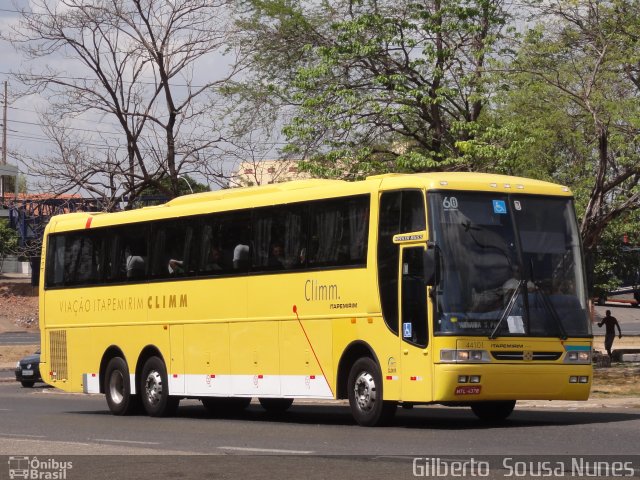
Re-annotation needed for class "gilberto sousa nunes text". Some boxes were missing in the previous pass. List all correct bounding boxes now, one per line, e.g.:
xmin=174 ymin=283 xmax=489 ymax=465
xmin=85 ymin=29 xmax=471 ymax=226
xmin=412 ymin=457 xmax=637 ymax=478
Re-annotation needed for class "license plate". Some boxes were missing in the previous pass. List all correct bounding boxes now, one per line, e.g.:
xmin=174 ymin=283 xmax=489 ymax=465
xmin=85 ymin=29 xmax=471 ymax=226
xmin=22 ymin=370 xmax=34 ymax=377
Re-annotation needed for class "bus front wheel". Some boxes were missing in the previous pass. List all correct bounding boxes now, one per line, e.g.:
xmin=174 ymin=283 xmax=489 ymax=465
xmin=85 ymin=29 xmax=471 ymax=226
xmin=140 ymin=356 xmax=179 ymax=417
xmin=347 ymin=357 xmax=397 ymax=427
xmin=259 ymin=397 xmax=294 ymax=413
xmin=104 ymin=357 xmax=138 ymax=415
xmin=470 ymin=400 xmax=516 ymax=421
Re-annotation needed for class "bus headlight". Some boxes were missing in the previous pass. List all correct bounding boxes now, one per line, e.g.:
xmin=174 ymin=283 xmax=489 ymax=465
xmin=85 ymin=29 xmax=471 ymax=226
xmin=440 ymin=349 xmax=490 ymax=363
xmin=564 ymin=349 xmax=591 ymax=364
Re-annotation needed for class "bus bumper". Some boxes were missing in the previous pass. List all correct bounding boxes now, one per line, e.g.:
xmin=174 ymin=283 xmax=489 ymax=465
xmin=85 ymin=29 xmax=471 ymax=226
xmin=433 ymin=363 xmax=592 ymax=402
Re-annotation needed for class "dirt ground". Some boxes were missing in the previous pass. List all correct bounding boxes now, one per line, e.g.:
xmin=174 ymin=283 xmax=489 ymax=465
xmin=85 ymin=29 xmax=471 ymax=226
xmin=0 ymin=281 xmax=39 ymax=334
xmin=591 ymin=363 xmax=640 ymax=397
xmin=0 ymin=345 xmax=35 ymax=370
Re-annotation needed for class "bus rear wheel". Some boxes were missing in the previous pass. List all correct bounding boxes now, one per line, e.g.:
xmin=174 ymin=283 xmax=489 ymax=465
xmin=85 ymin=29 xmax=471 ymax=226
xmin=259 ymin=397 xmax=294 ymax=413
xmin=104 ymin=357 xmax=139 ymax=415
xmin=201 ymin=397 xmax=251 ymax=415
xmin=140 ymin=356 xmax=179 ymax=417
xmin=347 ymin=357 xmax=397 ymax=427
xmin=470 ymin=400 xmax=516 ymax=421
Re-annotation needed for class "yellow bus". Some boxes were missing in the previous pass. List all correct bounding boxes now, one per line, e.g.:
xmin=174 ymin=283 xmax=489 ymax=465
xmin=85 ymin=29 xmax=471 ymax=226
xmin=38 ymin=173 xmax=593 ymax=426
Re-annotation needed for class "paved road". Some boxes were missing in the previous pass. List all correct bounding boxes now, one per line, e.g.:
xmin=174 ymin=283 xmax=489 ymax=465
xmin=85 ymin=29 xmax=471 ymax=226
xmin=0 ymin=332 xmax=40 ymax=346
xmin=594 ymin=303 xmax=640 ymax=335
xmin=0 ymin=383 xmax=638 ymax=479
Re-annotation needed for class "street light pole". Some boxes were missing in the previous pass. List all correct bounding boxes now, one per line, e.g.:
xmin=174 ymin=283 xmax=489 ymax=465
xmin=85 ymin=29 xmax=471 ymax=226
xmin=178 ymin=175 xmax=193 ymax=194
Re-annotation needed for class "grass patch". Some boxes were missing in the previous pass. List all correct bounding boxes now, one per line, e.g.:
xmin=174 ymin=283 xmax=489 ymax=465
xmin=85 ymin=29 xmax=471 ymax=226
xmin=591 ymin=363 xmax=640 ymax=397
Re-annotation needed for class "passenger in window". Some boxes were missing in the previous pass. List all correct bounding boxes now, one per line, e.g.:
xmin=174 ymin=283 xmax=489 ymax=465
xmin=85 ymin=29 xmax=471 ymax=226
xmin=268 ymin=242 xmax=285 ymax=269
xmin=168 ymin=258 xmax=184 ymax=275
xmin=204 ymin=246 xmax=223 ymax=272
xmin=233 ymin=243 xmax=250 ymax=270
xmin=125 ymin=246 xmax=145 ymax=279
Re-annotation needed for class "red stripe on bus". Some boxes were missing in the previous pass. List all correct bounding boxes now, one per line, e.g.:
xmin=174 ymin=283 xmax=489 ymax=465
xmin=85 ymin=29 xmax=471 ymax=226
xmin=293 ymin=304 xmax=335 ymax=398
xmin=85 ymin=217 xmax=93 ymax=229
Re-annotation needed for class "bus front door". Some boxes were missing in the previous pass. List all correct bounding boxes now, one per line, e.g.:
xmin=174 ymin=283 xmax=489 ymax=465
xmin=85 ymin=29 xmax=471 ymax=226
xmin=398 ymin=245 xmax=432 ymax=402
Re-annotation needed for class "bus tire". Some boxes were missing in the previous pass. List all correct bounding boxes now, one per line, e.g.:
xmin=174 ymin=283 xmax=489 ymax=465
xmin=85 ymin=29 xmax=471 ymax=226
xmin=140 ymin=356 xmax=179 ymax=417
xmin=104 ymin=357 xmax=138 ymax=416
xmin=201 ymin=397 xmax=251 ymax=415
xmin=470 ymin=400 xmax=516 ymax=421
xmin=259 ymin=397 xmax=294 ymax=413
xmin=347 ymin=357 xmax=397 ymax=427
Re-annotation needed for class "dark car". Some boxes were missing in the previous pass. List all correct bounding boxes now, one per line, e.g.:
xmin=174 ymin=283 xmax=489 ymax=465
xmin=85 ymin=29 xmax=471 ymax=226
xmin=15 ymin=351 xmax=41 ymax=388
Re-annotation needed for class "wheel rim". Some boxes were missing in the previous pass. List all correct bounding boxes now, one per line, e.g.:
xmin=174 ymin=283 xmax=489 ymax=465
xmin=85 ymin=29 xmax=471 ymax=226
xmin=144 ymin=370 xmax=164 ymax=406
xmin=353 ymin=371 xmax=376 ymax=412
xmin=109 ymin=370 xmax=125 ymax=405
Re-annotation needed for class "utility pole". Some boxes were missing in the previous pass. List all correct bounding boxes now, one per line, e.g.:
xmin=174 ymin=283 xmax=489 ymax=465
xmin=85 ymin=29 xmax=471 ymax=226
xmin=1 ymin=80 xmax=6 ymax=198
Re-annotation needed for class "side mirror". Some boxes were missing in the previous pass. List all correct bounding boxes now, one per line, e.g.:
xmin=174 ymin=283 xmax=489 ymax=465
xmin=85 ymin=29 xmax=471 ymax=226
xmin=30 ymin=257 xmax=41 ymax=287
xmin=423 ymin=247 xmax=437 ymax=286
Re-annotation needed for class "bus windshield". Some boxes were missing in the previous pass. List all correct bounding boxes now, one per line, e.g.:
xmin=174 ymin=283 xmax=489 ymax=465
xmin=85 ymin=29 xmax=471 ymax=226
xmin=428 ymin=192 xmax=591 ymax=337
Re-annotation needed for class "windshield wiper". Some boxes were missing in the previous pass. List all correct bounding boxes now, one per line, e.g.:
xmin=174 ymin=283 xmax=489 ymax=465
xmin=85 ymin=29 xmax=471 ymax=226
xmin=532 ymin=282 xmax=568 ymax=340
xmin=489 ymin=279 xmax=526 ymax=340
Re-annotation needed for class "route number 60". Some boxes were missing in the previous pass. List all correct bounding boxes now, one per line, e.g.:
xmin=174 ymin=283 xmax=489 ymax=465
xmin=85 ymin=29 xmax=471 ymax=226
xmin=442 ymin=196 xmax=458 ymax=209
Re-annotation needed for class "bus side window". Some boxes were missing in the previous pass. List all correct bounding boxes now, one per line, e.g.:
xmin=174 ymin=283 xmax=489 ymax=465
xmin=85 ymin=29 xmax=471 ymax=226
xmin=113 ymin=225 xmax=149 ymax=281
xmin=46 ymin=235 xmax=66 ymax=287
xmin=149 ymin=221 xmax=194 ymax=278
xmin=252 ymin=205 xmax=306 ymax=272
xmin=308 ymin=197 xmax=369 ymax=267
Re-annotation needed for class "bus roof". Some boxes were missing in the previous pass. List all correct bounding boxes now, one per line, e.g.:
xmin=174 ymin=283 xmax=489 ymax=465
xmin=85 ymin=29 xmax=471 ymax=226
xmin=373 ymin=172 xmax=571 ymax=196
xmin=46 ymin=172 xmax=571 ymax=233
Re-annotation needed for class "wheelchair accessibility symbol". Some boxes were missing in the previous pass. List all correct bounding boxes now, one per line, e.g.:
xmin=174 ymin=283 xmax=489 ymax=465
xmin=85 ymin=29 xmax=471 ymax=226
xmin=492 ymin=200 xmax=507 ymax=215
xmin=403 ymin=323 xmax=412 ymax=338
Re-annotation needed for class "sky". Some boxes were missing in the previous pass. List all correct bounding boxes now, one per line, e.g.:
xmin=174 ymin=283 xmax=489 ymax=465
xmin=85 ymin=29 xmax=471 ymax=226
xmin=1 ymin=1 xmax=47 ymax=178
xmin=0 ymin=0 xmax=283 ymax=195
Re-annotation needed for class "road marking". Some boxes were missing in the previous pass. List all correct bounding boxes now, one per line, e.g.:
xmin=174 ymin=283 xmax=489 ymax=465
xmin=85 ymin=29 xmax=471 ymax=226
xmin=0 ymin=433 xmax=46 ymax=438
xmin=218 ymin=446 xmax=313 ymax=454
xmin=0 ymin=409 xmax=11 ymax=411
xmin=94 ymin=438 xmax=161 ymax=445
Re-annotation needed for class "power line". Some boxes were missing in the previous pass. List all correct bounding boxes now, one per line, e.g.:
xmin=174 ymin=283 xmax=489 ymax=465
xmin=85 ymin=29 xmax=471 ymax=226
xmin=10 ymin=118 xmax=123 ymax=137
xmin=0 ymin=70 xmax=225 ymax=89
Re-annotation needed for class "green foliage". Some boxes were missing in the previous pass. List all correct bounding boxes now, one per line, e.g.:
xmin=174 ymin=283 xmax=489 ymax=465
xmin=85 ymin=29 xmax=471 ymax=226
xmin=1 ymin=174 xmax=28 ymax=194
xmin=589 ymin=212 xmax=640 ymax=297
xmin=236 ymin=0 xmax=640 ymax=283
xmin=0 ymin=220 xmax=19 ymax=270
xmin=140 ymin=175 xmax=209 ymax=197
xmin=239 ymin=0 xmax=510 ymax=178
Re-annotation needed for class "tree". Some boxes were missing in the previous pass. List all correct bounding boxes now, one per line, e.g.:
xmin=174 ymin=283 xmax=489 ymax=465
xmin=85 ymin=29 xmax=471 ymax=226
xmin=0 ymin=220 xmax=18 ymax=273
xmin=586 ymin=212 xmax=640 ymax=299
xmin=6 ymin=0 xmax=245 ymax=209
xmin=464 ymin=0 xmax=640 ymax=253
xmin=235 ymin=0 xmax=510 ymax=178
